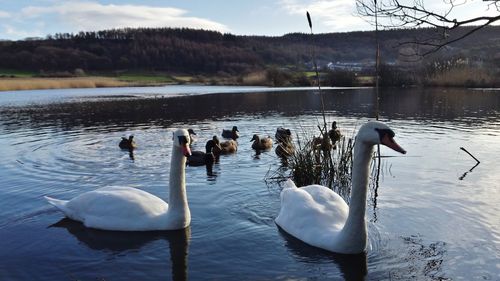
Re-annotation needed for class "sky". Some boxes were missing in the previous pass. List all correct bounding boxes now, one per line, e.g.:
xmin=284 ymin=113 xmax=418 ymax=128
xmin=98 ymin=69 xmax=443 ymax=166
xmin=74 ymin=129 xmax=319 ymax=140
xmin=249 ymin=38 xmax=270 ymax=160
xmin=0 ymin=0 xmax=498 ymax=40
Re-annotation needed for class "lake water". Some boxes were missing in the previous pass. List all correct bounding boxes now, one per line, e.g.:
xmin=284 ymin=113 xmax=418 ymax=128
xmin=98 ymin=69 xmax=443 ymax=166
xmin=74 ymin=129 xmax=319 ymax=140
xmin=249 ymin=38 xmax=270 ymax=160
xmin=0 ymin=85 xmax=499 ymax=280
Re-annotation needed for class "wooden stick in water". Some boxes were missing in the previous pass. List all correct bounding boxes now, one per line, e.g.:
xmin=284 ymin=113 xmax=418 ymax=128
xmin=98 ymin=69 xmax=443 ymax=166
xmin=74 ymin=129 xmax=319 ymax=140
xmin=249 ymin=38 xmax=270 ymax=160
xmin=460 ymin=147 xmax=480 ymax=164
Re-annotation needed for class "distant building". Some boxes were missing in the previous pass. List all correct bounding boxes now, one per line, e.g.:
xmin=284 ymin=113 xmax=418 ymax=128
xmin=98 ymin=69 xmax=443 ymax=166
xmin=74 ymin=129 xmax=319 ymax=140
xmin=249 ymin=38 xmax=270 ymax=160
xmin=326 ymin=61 xmax=376 ymax=72
xmin=24 ymin=37 xmax=44 ymax=41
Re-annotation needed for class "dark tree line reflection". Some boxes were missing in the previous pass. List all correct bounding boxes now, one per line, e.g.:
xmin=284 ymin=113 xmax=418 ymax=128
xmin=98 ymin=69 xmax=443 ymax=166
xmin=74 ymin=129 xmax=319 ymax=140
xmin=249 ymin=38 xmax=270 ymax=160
xmin=1 ymin=88 xmax=499 ymax=132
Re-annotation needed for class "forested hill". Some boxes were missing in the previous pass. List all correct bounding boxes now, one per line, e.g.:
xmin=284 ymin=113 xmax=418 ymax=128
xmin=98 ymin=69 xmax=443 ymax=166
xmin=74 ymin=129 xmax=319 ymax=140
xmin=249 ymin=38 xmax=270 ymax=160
xmin=1 ymin=26 xmax=499 ymax=74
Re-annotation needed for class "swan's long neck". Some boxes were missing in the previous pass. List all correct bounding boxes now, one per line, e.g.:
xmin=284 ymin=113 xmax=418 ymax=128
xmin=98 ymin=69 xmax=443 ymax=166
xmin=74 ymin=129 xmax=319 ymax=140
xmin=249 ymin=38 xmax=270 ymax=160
xmin=164 ymin=146 xmax=191 ymax=228
xmin=336 ymin=140 xmax=373 ymax=253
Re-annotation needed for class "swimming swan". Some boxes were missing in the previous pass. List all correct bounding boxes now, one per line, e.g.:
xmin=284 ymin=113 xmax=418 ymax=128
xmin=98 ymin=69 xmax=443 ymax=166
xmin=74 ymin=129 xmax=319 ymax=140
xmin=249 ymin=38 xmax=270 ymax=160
xmin=45 ymin=129 xmax=192 ymax=231
xmin=275 ymin=121 xmax=406 ymax=254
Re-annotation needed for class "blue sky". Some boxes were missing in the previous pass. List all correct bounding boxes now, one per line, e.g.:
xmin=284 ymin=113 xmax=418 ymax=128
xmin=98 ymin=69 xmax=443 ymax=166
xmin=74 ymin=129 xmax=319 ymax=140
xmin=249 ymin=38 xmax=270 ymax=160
xmin=0 ymin=0 xmax=497 ymax=40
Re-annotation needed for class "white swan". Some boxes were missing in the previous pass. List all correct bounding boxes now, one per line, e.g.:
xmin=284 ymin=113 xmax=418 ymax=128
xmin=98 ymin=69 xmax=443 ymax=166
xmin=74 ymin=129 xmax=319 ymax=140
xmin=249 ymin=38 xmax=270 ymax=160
xmin=275 ymin=121 xmax=406 ymax=254
xmin=44 ymin=129 xmax=192 ymax=231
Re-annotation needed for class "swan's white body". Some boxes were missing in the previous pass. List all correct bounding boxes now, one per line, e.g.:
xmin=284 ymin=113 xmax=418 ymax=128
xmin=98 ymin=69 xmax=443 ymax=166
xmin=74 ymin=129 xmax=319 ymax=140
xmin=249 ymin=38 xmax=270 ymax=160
xmin=275 ymin=121 xmax=406 ymax=254
xmin=45 ymin=129 xmax=192 ymax=231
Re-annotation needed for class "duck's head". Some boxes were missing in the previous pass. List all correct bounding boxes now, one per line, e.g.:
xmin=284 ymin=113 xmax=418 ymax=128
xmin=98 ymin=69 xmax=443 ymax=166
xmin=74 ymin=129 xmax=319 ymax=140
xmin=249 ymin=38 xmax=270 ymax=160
xmin=357 ymin=121 xmax=406 ymax=154
xmin=275 ymin=128 xmax=292 ymax=143
xmin=206 ymin=138 xmax=222 ymax=153
xmin=232 ymin=126 xmax=239 ymax=132
xmin=172 ymin=129 xmax=192 ymax=157
xmin=250 ymin=134 xmax=261 ymax=142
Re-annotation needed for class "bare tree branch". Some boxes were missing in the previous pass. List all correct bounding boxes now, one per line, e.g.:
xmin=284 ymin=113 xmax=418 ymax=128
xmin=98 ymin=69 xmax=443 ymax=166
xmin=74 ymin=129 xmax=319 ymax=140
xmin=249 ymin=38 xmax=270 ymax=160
xmin=356 ymin=0 xmax=500 ymax=56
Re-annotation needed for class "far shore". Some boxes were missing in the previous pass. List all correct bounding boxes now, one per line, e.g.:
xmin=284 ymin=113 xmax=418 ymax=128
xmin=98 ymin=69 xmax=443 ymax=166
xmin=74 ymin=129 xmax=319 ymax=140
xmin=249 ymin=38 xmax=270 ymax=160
xmin=1 ymin=75 xmax=498 ymax=92
xmin=0 ymin=77 xmax=171 ymax=92
xmin=0 ymin=74 xmax=269 ymax=92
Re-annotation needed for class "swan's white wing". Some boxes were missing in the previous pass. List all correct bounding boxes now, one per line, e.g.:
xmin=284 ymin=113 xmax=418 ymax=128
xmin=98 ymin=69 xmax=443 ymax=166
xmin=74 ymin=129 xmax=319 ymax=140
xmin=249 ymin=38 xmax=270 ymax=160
xmin=276 ymin=184 xmax=349 ymax=250
xmin=64 ymin=186 xmax=168 ymax=231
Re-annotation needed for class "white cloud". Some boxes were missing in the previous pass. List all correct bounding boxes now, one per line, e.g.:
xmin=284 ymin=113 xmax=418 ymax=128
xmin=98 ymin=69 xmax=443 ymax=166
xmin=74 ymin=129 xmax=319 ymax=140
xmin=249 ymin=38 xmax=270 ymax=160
xmin=1 ymin=24 xmax=43 ymax=39
xmin=0 ymin=10 xmax=10 ymax=18
xmin=279 ymin=0 xmax=370 ymax=32
xmin=20 ymin=1 xmax=230 ymax=33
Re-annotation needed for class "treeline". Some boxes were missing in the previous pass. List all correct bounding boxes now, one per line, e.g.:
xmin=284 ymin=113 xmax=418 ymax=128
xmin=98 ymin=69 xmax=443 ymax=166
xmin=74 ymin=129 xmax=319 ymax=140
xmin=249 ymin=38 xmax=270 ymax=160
xmin=1 ymin=26 xmax=500 ymax=77
xmin=0 ymin=28 xmax=261 ymax=74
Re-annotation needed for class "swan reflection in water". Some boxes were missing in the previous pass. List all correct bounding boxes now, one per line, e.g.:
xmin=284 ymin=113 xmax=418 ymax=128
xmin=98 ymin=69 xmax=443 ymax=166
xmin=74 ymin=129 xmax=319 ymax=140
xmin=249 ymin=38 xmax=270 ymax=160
xmin=278 ymin=227 xmax=367 ymax=281
xmin=50 ymin=219 xmax=190 ymax=281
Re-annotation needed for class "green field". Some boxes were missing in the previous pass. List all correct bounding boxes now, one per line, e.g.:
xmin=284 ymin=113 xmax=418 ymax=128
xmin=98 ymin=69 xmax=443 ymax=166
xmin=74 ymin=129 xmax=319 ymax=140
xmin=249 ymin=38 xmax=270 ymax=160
xmin=304 ymin=71 xmax=319 ymax=77
xmin=0 ymin=69 xmax=37 ymax=78
xmin=114 ymin=73 xmax=177 ymax=84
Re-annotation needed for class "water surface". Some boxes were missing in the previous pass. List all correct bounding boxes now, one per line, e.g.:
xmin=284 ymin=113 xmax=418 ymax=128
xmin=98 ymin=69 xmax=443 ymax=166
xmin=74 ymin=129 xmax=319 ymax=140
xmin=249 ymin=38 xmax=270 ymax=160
xmin=0 ymin=86 xmax=499 ymax=280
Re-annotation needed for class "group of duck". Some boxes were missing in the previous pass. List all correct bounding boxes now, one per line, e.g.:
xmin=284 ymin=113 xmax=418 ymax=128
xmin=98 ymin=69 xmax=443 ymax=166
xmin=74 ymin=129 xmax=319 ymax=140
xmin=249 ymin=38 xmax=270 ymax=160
xmin=119 ymin=122 xmax=343 ymax=168
xmin=118 ymin=125 xmax=299 ymax=169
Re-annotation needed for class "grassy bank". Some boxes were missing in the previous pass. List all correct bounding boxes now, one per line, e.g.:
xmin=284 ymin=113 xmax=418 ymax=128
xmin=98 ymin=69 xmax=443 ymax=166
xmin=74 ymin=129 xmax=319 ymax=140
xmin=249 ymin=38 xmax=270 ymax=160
xmin=2 ymin=66 xmax=498 ymax=92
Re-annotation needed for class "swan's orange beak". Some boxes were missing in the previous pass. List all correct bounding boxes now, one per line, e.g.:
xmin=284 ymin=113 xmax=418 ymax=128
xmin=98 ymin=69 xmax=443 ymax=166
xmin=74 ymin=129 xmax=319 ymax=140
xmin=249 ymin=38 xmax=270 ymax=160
xmin=182 ymin=145 xmax=191 ymax=157
xmin=381 ymin=135 xmax=406 ymax=154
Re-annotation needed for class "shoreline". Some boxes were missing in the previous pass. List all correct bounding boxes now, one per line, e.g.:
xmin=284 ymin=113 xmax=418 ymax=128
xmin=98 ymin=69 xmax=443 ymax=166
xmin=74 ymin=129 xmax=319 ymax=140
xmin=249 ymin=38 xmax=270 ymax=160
xmin=0 ymin=75 xmax=277 ymax=92
xmin=1 ymin=76 xmax=499 ymax=92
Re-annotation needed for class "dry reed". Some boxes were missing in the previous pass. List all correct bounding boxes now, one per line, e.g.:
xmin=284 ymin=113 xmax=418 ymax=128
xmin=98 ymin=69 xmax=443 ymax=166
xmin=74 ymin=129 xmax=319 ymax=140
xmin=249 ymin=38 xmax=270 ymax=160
xmin=0 ymin=77 xmax=131 ymax=91
xmin=241 ymin=71 xmax=268 ymax=86
xmin=265 ymin=127 xmax=355 ymax=201
xmin=427 ymin=67 xmax=495 ymax=87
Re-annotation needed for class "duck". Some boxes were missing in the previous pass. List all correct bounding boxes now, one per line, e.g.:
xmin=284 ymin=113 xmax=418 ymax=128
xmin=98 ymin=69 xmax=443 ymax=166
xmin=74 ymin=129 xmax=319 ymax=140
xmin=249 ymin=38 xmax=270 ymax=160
xmin=222 ymin=126 xmax=239 ymax=140
xmin=312 ymin=135 xmax=332 ymax=151
xmin=45 ymin=129 xmax=193 ymax=231
xmin=328 ymin=121 xmax=342 ymax=148
xmin=275 ymin=128 xmax=295 ymax=158
xmin=275 ymin=121 xmax=406 ymax=254
xmin=188 ymin=129 xmax=197 ymax=145
xmin=276 ymin=140 xmax=295 ymax=158
xmin=275 ymin=127 xmax=292 ymax=143
xmin=187 ymin=139 xmax=218 ymax=167
xmin=251 ymin=134 xmax=273 ymax=151
xmin=119 ymin=135 xmax=137 ymax=150
xmin=211 ymin=136 xmax=237 ymax=156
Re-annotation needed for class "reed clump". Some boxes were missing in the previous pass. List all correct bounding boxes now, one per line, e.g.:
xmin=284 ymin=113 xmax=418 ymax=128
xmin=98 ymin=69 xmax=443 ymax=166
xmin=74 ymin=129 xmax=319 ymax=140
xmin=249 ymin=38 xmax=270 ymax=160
xmin=266 ymin=127 xmax=355 ymax=198
xmin=425 ymin=66 xmax=497 ymax=87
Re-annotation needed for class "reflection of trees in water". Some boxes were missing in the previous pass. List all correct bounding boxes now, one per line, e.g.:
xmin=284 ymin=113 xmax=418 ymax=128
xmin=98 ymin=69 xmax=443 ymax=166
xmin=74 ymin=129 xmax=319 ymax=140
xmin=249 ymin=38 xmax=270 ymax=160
xmin=1 ymin=88 xmax=498 ymax=132
xmin=51 ymin=219 xmax=190 ymax=281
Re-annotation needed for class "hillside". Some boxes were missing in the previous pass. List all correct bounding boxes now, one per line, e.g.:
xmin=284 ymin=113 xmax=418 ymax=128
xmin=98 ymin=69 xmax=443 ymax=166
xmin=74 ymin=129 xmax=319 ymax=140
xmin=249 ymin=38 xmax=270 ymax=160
xmin=1 ymin=26 xmax=499 ymax=76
